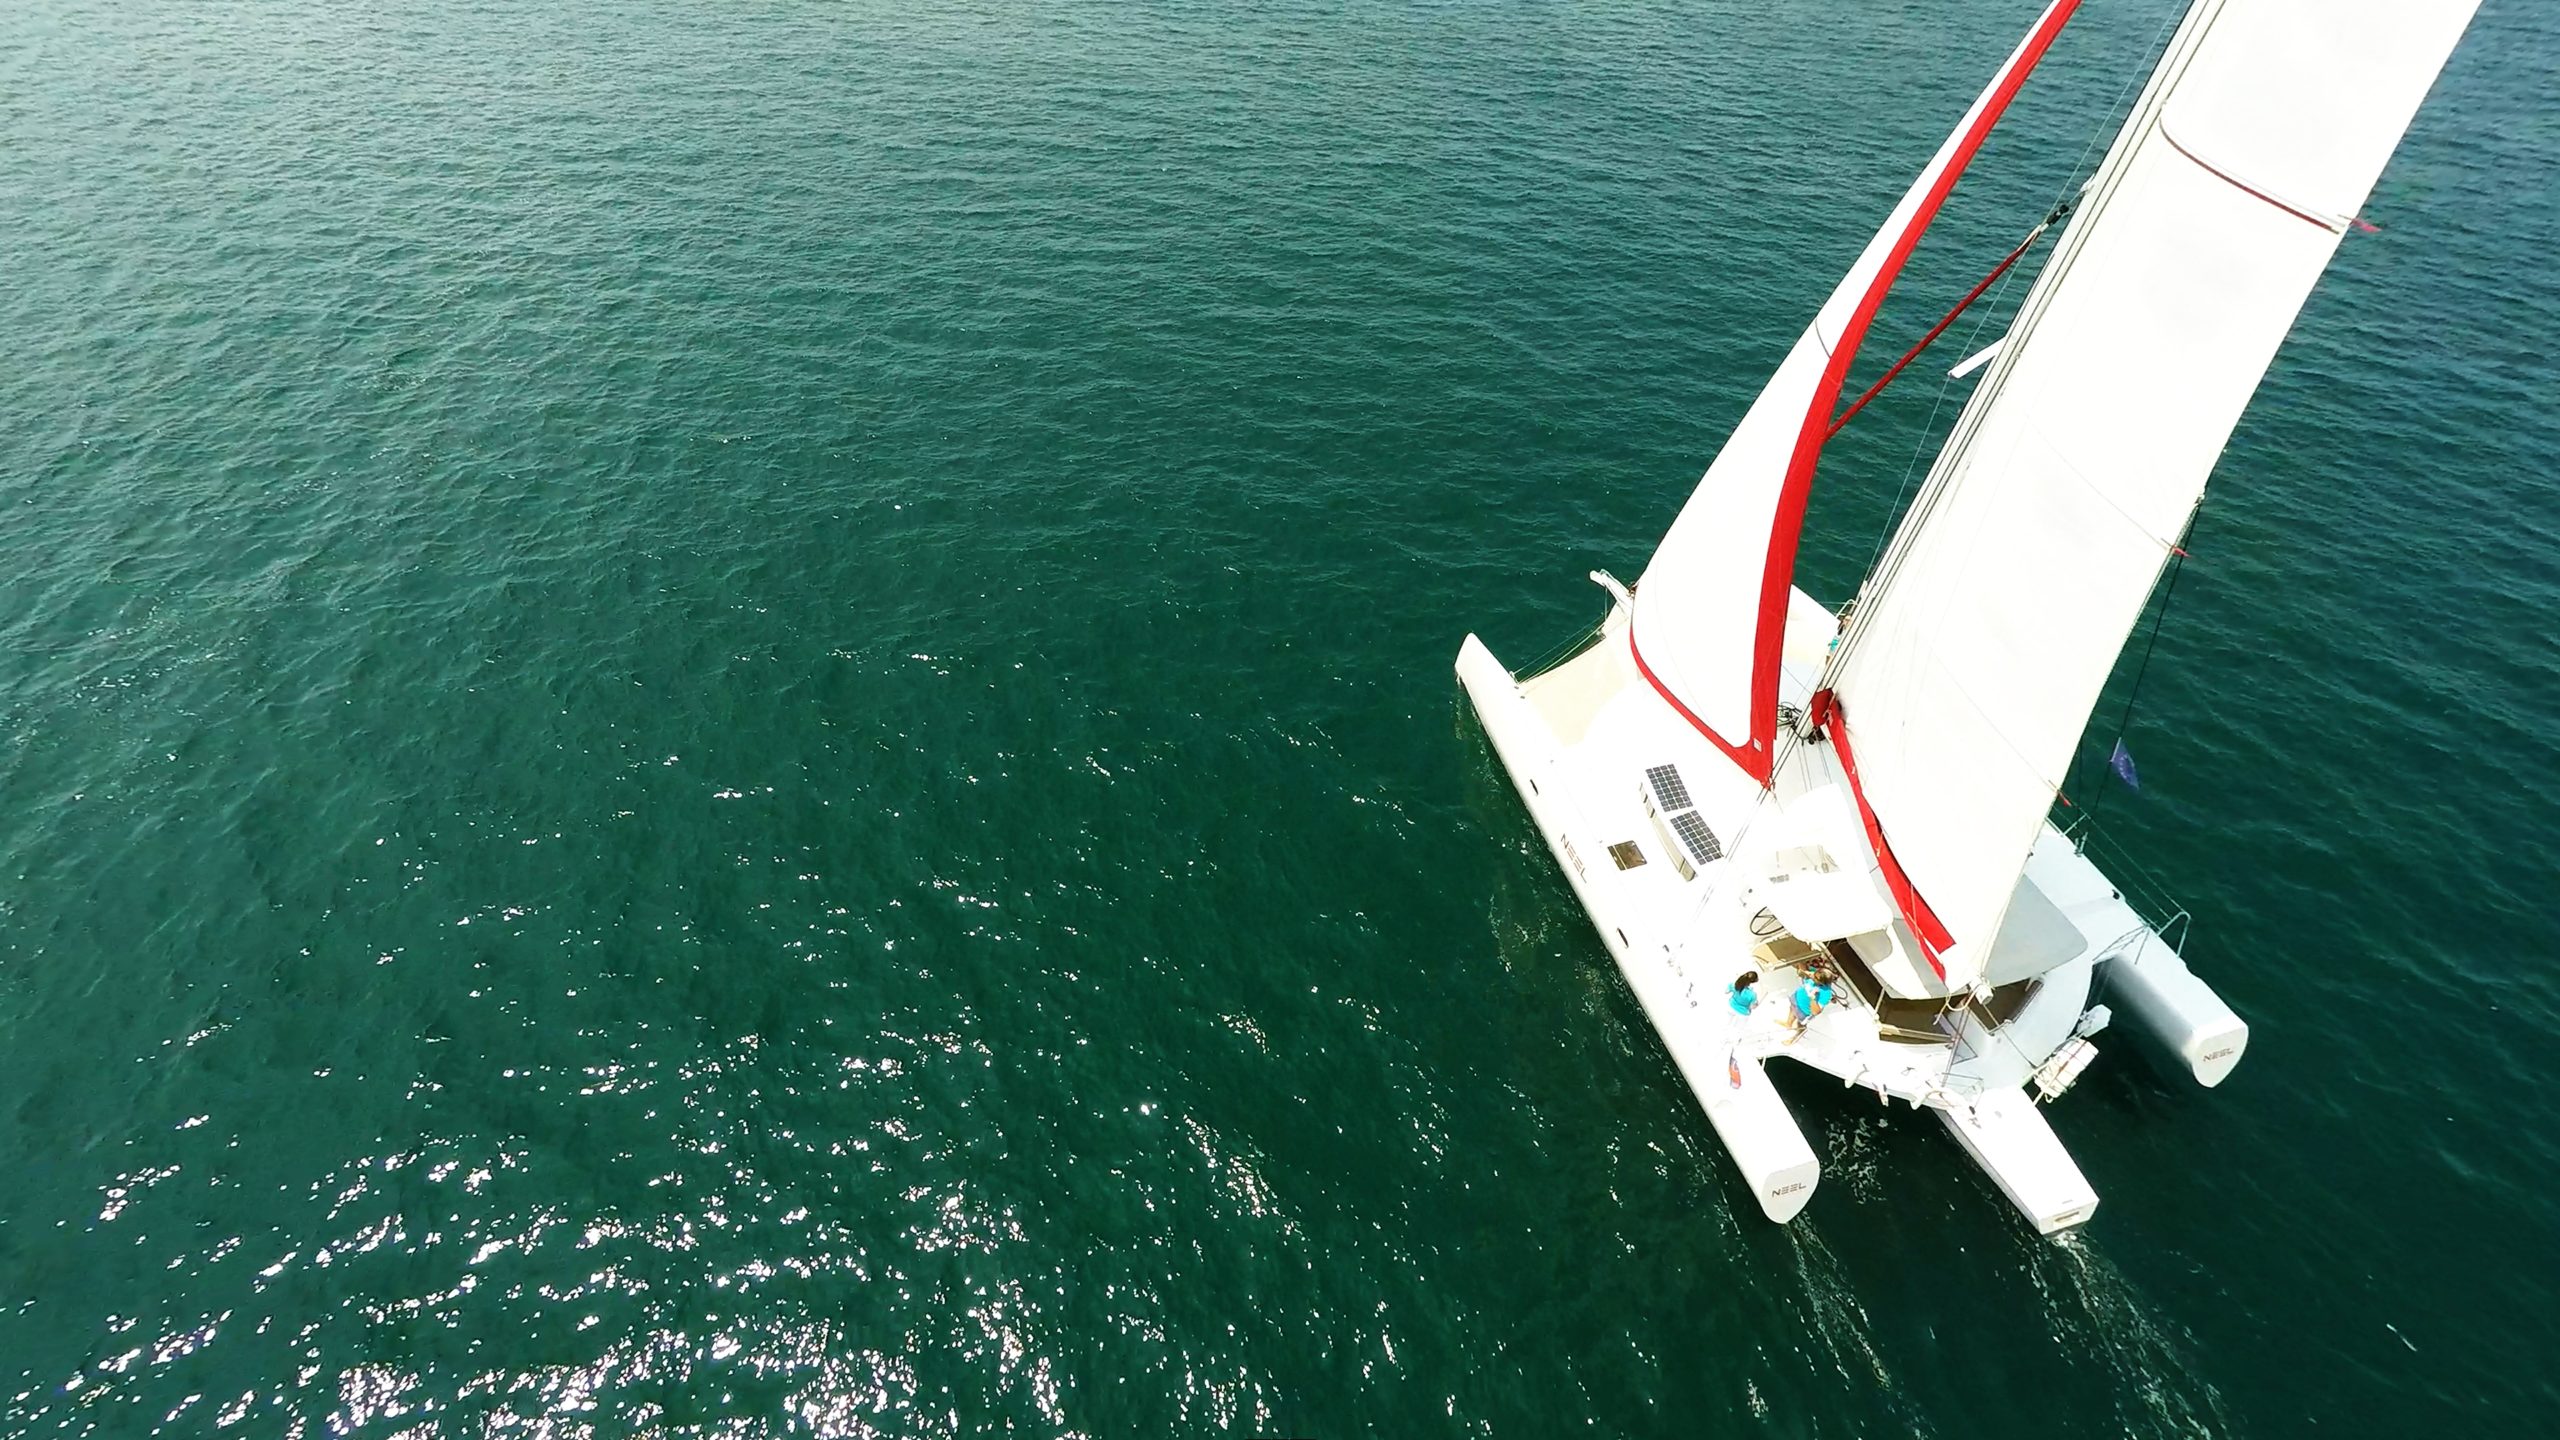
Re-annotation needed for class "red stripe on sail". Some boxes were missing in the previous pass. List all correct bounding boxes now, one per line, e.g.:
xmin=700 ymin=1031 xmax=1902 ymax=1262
xmin=1632 ymin=0 xmax=2083 ymax=785
xmin=1630 ymin=627 xmax=1761 ymax=774
xmin=1809 ymin=689 xmax=1956 ymax=976
xmin=1826 ymin=216 xmax=2049 ymax=440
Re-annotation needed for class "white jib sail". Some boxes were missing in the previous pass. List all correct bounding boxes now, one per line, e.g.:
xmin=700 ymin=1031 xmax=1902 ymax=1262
xmin=1628 ymin=1 xmax=2079 ymax=783
xmin=1825 ymin=0 xmax=2480 ymax=985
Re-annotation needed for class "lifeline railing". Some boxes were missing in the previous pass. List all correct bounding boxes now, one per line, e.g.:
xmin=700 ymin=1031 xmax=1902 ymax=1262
xmin=2060 ymin=812 xmax=2195 ymax=956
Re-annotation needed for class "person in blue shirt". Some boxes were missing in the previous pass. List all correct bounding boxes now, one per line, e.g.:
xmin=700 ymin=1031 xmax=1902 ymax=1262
xmin=1785 ymin=966 xmax=1836 ymax=1040
xmin=1727 ymin=971 xmax=1759 ymax=1017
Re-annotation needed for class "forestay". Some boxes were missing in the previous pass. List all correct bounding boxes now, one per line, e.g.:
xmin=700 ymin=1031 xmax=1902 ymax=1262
xmin=1824 ymin=0 xmax=2480 ymax=985
xmin=1628 ymin=1 xmax=2080 ymax=788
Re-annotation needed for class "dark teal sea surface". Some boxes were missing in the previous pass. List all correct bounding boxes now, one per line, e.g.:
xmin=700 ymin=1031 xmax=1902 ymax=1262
xmin=4 ymin=1 xmax=2556 ymax=1434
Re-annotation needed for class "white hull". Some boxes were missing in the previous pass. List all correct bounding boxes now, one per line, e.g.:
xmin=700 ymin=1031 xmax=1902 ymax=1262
xmin=1458 ymin=586 xmax=2245 ymax=1234
xmin=1459 ymin=630 xmax=1821 ymax=1221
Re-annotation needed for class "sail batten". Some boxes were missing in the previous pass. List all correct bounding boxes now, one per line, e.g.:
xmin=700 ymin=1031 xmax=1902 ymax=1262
xmin=1824 ymin=0 xmax=2480 ymax=987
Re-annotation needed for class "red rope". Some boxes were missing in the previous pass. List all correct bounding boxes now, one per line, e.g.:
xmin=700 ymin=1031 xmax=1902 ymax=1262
xmin=1825 ymin=217 xmax=2051 ymax=440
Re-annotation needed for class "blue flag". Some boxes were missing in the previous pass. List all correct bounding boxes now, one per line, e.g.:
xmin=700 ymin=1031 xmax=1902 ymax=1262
xmin=2109 ymin=739 xmax=2140 ymax=791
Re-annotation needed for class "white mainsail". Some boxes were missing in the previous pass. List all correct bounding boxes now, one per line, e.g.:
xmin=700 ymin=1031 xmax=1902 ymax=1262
xmin=1627 ymin=1 xmax=2081 ymax=791
xmin=1822 ymin=0 xmax=2480 ymax=985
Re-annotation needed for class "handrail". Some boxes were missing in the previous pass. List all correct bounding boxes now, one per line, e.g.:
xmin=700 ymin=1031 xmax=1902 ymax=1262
xmin=2063 ymin=813 xmax=2200 ymax=955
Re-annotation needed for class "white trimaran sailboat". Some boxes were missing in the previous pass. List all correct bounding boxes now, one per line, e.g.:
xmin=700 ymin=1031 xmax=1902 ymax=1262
xmin=1457 ymin=0 xmax=2478 ymax=1233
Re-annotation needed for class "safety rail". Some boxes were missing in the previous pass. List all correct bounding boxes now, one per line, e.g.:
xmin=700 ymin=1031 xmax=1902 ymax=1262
xmin=2062 ymin=812 xmax=2195 ymax=956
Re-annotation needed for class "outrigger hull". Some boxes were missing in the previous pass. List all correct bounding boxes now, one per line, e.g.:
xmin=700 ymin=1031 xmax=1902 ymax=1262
xmin=1459 ymin=631 xmax=1821 ymax=1223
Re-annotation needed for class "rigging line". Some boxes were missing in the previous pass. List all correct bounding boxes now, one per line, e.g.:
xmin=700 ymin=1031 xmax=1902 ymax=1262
xmin=1812 ymin=205 xmax=2066 ymax=675
xmin=1827 ymin=0 xmax=2209 ymax=684
xmin=1824 ymin=203 xmax=2067 ymax=442
xmin=1850 ymin=240 xmax=2027 ymax=588
xmin=1854 ymin=18 xmax=2172 ymax=589
xmin=1520 ymin=605 xmax=1608 ymax=679
xmin=2047 ymin=1 xmax=2190 ymax=230
xmin=2082 ymin=507 xmax=2197 ymax=819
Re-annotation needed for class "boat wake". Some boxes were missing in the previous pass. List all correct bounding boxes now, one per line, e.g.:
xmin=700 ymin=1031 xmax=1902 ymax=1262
xmin=1818 ymin=1113 xmax=1894 ymax=1206
xmin=2024 ymin=1233 xmax=2233 ymax=1438
xmin=1777 ymin=1224 xmax=1940 ymax=1438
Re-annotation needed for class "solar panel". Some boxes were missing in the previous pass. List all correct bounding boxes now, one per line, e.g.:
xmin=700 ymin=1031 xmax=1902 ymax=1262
xmin=1670 ymin=810 xmax=1723 ymax=864
xmin=1644 ymin=764 xmax=1690 ymax=812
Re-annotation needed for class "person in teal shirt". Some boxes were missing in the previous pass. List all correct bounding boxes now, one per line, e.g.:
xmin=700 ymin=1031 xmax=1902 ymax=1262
xmin=1727 ymin=971 xmax=1759 ymax=1017
xmin=1785 ymin=969 xmax=1835 ymax=1038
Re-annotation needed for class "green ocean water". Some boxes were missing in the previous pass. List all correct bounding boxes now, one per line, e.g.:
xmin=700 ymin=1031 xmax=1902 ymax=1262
xmin=3 ymin=0 xmax=2556 ymax=1434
